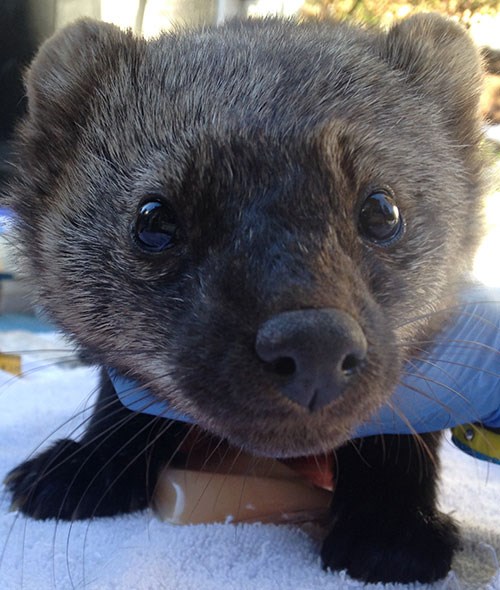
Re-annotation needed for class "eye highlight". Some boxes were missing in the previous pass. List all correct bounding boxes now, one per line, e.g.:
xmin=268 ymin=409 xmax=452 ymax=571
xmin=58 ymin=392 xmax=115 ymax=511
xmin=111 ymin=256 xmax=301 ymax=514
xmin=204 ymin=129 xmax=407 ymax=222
xmin=132 ymin=197 xmax=177 ymax=253
xmin=358 ymin=190 xmax=404 ymax=245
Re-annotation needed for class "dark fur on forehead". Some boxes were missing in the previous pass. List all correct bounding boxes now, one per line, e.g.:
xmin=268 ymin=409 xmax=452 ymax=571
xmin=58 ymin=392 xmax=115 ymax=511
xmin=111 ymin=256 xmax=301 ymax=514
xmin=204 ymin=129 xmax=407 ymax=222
xmin=17 ymin=16 xmax=484 ymax=144
xmin=8 ymin=15 xmax=483 ymax=207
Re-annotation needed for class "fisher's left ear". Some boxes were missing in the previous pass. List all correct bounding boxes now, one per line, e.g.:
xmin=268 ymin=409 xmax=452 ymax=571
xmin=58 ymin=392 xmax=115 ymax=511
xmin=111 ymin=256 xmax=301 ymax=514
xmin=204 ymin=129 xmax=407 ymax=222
xmin=380 ymin=13 xmax=483 ymax=149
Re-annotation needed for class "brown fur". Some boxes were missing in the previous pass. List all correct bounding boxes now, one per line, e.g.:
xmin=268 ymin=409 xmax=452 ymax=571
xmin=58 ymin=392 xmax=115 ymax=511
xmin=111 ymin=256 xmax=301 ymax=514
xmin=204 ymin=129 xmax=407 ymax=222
xmin=3 ymin=14 xmax=485 ymax=583
xmin=6 ymin=15 xmax=484 ymax=454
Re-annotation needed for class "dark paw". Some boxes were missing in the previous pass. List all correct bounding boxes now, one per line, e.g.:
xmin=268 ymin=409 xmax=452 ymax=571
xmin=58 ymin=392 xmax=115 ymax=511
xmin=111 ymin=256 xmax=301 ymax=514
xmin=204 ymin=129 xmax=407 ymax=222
xmin=321 ymin=507 xmax=460 ymax=584
xmin=5 ymin=438 xmax=152 ymax=520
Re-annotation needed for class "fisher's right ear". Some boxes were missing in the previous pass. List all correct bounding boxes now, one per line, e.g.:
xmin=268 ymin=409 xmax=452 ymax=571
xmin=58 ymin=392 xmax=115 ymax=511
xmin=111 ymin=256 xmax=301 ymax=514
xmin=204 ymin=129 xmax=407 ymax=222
xmin=24 ymin=19 xmax=137 ymax=148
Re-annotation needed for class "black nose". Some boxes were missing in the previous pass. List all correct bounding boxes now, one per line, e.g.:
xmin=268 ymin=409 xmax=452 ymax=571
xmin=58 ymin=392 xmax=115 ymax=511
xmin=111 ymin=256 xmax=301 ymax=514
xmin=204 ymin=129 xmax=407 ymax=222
xmin=255 ymin=309 xmax=367 ymax=412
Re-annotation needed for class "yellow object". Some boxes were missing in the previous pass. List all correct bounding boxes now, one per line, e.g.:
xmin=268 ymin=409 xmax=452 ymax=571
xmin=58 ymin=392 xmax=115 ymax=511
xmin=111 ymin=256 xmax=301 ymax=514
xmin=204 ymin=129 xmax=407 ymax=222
xmin=451 ymin=424 xmax=500 ymax=465
xmin=0 ymin=353 xmax=21 ymax=376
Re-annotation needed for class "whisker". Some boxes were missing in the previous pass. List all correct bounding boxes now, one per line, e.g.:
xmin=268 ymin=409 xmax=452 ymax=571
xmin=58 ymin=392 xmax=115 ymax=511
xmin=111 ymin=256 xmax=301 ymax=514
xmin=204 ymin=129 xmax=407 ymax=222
xmin=418 ymin=356 xmax=500 ymax=379
xmin=208 ymin=446 xmax=244 ymax=522
xmin=235 ymin=447 xmax=250 ymax=523
xmin=185 ymin=442 xmax=234 ymax=523
xmin=396 ymin=299 xmax=500 ymax=329
xmin=61 ymin=400 xmax=177 ymax=516
xmin=196 ymin=435 xmax=227 ymax=477
xmin=0 ymin=355 xmax=84 ymax=394
xmin=11 ymin=369 xmax=181 ymax=485
xmin=345 ymin=438 xmax=373 ymax=469
xmin=387 ymin=401 xmax=436 ymax=475
xmin=74 ymin=418 xmax=192 ymax=586
xmin=400 ymin=365 xmax=485 ymax=426
xmin=1 ymin=372 xmax=185 ymax=585
xmin=409 ymin=338 xmax=500 ymax=356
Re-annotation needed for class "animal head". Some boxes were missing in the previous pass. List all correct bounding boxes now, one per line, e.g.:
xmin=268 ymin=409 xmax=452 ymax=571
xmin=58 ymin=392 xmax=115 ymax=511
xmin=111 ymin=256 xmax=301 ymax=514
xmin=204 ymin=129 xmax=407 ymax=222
xmin=5 ymin=15 xmax=484 ymax=456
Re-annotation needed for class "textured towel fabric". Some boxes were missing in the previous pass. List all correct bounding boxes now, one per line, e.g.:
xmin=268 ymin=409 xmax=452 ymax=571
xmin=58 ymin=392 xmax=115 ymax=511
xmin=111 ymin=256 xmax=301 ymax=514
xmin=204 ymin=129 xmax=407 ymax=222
xmin=0 ymin=330 xmax=499 ymax=590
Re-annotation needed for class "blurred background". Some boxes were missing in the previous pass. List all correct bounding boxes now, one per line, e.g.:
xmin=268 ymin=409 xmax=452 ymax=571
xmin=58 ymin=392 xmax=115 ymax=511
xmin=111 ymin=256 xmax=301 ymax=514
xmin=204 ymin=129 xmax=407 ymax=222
xmin=0 ymin=0 xmax=499 ymax=319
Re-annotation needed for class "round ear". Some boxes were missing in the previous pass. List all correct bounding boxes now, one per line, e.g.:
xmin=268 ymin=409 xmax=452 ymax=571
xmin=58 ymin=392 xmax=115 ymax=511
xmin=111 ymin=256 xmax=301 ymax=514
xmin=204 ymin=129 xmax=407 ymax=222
xmin=25 ymin=19 xmax=132 ymax=128
xmin=380 ymin=13 xmax=484 ymax=148
xmin=5 ymin=19 xmax=136 ymax=216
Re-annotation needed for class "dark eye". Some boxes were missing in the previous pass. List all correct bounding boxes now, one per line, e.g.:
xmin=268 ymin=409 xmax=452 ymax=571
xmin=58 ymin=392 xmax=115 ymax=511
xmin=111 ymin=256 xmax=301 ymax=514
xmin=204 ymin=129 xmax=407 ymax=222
xmin=133 ymin=198 xmax=177 ymax=253
xmin=358 ymin=191 xmax=404 ymax=245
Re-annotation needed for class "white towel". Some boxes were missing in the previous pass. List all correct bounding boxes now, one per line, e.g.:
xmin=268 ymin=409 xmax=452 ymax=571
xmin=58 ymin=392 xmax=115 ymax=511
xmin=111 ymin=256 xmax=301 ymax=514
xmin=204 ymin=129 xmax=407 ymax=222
xmin=0 ymin=330 xmax=499 ymax=590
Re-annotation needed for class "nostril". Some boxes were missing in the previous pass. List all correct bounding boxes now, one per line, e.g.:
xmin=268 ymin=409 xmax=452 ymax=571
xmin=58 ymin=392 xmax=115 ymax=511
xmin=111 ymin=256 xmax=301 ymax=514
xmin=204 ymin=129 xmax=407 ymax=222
xmin=272 ymin=356 xmax=296 ymax=377
xmin=255 ymin=308 xmax=368 ymax=410
xmin=341 ymin=353 xmax=364 ymax=376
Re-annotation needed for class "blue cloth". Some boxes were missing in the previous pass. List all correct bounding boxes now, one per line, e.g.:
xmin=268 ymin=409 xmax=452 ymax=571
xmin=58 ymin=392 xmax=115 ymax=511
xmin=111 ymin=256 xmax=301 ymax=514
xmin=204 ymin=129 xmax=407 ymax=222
xmin=355 ymin=284 xmax=500 ymax=437
xmin=109 ymin=368 xmax=194 ymax=422
xmin=110 ymin=284 xmax=500 ymax=435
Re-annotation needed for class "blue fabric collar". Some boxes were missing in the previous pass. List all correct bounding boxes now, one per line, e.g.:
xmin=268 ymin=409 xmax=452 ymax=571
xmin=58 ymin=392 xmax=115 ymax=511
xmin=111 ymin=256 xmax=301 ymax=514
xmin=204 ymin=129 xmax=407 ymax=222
xmin=108 ymin=368 xmax=194 ymax=423
xmin=108 ymin=284 xmax=500 ymax=445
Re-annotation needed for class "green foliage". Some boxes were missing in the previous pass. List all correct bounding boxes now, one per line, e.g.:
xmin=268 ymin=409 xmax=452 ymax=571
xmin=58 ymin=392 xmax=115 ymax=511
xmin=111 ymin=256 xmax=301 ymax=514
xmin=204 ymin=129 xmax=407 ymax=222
xmin=300 ymin=0 xmax=500 ymax=25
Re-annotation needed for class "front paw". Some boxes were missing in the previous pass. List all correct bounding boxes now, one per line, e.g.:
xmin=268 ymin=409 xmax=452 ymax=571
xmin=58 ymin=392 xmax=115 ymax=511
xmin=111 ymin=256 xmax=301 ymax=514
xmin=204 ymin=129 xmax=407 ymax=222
xmin=5 ymin=438 xmax=151 ymax=520
xmin=321 ymin=506 xmax=460 ymax=584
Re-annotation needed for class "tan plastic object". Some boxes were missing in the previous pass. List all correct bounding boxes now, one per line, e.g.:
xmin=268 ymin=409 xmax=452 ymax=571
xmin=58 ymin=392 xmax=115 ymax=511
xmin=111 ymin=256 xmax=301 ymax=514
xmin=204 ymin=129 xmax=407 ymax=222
xmin=153 ymin=446 xmax=333 ymax=525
